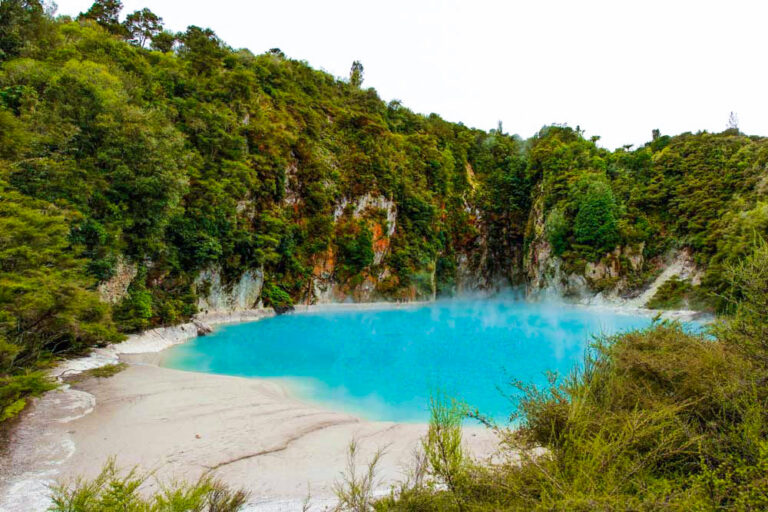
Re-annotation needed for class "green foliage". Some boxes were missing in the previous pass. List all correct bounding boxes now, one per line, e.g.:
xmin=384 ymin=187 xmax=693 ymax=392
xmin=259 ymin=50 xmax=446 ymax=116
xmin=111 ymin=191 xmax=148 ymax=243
xmin=0 ymin=371 xmax=55 ymax=421
xmin=49 ymin=457 xmax=249 ymax=511
xmin=81 ymin=362 xmax=127 ymax=380
xmin=79 ymin=0 xmax=126 ymax=36
xmin=260 ymin=282 xmax=293 ymax=313
xmin=0 ymin=182 xmax=122 ymax=361
xmin=423 ymin=395 xmax=467 ymax=505
xmin=0 ymin=0 xmax=55 ymax=62
xmin=545 ymin=207 xmax=569 ymax=256
xmin=572 ymin=176 xmax=620 ymax=256
xmin=0 ymin=181 xmax=120 ymax=421
xmin=113 ymin=275 xmax=153 ymax=332
xmin=349 ymin=60 xmax=364 ymax=88
xmin=713 ymin=236 xmax=768 ymax=366
xmin=124 ymin=8 xmax=162 ymax=47
xmin=645 ymin=275 xmax=693 ymax=309
xmin=336 ymin=220 xmax=374 ymax=278
xmin=333 ymin=440 xmax=384 ymax=512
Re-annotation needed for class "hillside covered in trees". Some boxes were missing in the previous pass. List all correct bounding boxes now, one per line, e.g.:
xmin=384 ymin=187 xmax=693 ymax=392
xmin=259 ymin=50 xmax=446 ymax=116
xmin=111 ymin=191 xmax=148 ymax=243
xmin=1 ymin=0 xmax=767 ymax=436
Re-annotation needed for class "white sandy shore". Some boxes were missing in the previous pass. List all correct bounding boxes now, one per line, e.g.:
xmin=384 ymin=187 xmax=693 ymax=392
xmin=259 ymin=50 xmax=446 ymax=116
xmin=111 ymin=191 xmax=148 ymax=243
xmin=0 ymin=304 xmax=497 ymax=512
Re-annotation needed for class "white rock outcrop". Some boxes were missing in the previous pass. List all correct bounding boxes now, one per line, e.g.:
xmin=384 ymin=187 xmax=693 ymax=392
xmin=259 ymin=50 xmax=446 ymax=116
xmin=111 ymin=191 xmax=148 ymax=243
xmin=195 ymin=266 xmax=264 ymax=314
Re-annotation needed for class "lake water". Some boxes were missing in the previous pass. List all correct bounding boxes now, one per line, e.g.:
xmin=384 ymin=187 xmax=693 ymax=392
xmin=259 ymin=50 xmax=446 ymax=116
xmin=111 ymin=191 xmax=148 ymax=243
xmin=160 ymin=300 xmax=663 ymax=422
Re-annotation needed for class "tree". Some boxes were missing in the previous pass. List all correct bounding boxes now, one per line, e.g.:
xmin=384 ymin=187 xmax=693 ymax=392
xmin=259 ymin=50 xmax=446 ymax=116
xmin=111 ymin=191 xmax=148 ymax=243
xmin=727 ymin=111 xmax=739 ymax=132
xmin=0 ymin=0 xmax=47 ymax=60
xmin=545 ymin=207 xmax=569 ymax=255
xmin=349 ymin=60 xmax=364 ymax=87
xmin=79 ymin=0 xmax=125 ymax=36
xmin=336 ymin=221 xmax=374 ymax=277
xmin=573 ymin=178 xmax=620 ymax=254
xmin=150 ymin=30 xmax=175 ymax=52
xmin=0 ymin=182 xmax=120 ymax=372
xmin=178 ymin=26 xmax=226 ymax=75
xmin=124 ymin=8 xmax=162 ymax=47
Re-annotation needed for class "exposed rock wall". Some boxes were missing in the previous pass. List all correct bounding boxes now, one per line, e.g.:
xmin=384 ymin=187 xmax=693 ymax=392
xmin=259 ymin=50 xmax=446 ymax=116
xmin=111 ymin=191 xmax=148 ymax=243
xmin=523 ymin=190 xmax=588 ymax=297
xmin=625 ymin=249 xmax=702 ymax=308
xmin=522 ymin=186 xmax=673 ymax=304
xmin=97 ymin=257 xmax=137 ymax=304
xmin=308 ymin=194 xmax=399 ymax=304
xmin=195 ymin=266 xmax=264 ymax=314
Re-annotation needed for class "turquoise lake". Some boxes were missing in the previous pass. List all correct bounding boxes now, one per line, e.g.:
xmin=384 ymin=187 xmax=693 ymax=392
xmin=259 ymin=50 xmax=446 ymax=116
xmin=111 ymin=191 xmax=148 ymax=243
xmin=160 ymin=300 xmax=664 ymax=422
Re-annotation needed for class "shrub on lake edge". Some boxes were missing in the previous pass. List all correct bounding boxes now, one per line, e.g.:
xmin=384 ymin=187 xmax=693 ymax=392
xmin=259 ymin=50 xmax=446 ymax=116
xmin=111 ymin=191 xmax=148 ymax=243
xmin=49 ymin=457 xmax=249 ymax=512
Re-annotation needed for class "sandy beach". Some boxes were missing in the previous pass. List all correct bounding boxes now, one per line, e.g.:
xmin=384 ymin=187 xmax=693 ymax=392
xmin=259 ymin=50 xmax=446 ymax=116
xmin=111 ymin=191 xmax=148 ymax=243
xmin=0 ymin=306 xmax=499 ymax=511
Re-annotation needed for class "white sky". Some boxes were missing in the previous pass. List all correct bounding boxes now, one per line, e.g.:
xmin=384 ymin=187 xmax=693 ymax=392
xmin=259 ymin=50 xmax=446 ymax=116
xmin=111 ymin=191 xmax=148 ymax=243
xmin=53 ymin=0 xmax=768 ymax=149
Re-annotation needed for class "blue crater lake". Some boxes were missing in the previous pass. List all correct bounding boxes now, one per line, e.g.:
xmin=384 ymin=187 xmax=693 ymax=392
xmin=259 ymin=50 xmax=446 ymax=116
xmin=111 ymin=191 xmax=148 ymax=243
xmin=160 ymin=299 xmax=668 ymax=422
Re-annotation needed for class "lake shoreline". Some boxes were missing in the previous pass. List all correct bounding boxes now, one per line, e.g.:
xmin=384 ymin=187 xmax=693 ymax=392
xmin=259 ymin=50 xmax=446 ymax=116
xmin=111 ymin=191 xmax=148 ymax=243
xmin=0 ymin=301 xmax=495 ymax=512
xmin=0 ymin=299 xmax=706 ymax=511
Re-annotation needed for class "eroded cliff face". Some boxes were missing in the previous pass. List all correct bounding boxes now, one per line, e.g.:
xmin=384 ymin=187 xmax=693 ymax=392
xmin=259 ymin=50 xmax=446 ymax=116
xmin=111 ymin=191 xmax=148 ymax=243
xmin=304 ymin=189 xmax=514 ymax=303
xmin=522 ymin=189 xmax=702 ymax=306
xmin=195 ymin=266 xmax=264 ymax=314
xmin=133 ymin=179 xmax=697 ymax=314
xmin=98 ymin=257 xmax=138 ymax=304
xmin=524 ymin=203 xmax=632 ymax=303
xmin=453 ymin=209 xmax=524 ymax=294
xmin=307 ymin=193 xmax=401 ymax=304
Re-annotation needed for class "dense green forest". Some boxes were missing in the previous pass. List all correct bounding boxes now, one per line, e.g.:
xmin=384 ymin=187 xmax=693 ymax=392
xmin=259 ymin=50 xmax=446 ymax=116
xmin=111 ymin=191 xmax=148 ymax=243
xmin=1 ymin=2 xmax=768 ymax=507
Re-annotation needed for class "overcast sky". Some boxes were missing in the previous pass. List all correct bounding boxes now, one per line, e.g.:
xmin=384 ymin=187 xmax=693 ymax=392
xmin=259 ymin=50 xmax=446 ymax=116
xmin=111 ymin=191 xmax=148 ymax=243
xmin=53 ymin=0 xmax=768 ymax=149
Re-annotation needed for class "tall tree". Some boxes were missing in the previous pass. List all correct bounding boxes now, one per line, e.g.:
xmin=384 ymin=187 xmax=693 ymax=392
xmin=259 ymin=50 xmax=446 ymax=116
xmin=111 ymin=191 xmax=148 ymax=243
xmin=349 ymin=60 xmax=364 ymax=87
xmin=150 ymin=30 xmax=176 ymax=52
xmin=178 ymin=26 xmax=226 ymax=75
xmin=79 ymin=0 xmax=125 ymax=36
xmin=573 ymin=178 xmax=620 ymax=255
xmin=727 ymin=111 xmax=740 ymax=132
xmin=124 ymin=8 xmax=162 ymax=47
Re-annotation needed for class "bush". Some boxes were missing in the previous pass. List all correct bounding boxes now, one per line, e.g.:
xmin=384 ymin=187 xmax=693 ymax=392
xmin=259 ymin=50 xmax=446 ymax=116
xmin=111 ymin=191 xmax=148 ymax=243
xmin=545 ymin=207 xmax=569 ymax=256
xmin=49 ymin=458 xmax=249 ymax=512
xmin=573 ymin=178 xmax=620 ymax=255
xmin=261 ymin=282 xmax=294 ymax=314
xmin=0 ymin=371 xmax=55 ymax=422
xmin=645 ymin=275 xmax=693 ymax=309
xmin=335 ymin=220 xmax=375 ymax=279
xmin=113 ymin=282 xmax=153 ymax=332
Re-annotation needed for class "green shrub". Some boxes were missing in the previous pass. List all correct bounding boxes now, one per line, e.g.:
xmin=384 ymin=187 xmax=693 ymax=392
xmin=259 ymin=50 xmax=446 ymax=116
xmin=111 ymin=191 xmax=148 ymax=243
xmin=49 ymin=458 xmax=249 ymax=512
xmin=113 ymin=282 xmax=153 ymax=332
xmin=645 ymin=275 xmax=693 ymax=309
xmin=0 ymin=371 xmax=55 ymax=422
xmin=545 ymin=207 xmax=569 ymax=256
xmin=573 ymin=177 xmax=620 ymax=256
xmin=335 ymin=220 xmax=374 ymax=279
xmin=68 ymin=363 xmax=127 ymax=382
xmin=261 ymin=282 xmax=294 ymax=313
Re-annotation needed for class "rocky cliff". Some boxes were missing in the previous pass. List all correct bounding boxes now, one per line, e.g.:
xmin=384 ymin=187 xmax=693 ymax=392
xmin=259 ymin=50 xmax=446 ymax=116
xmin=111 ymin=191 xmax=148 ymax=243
xmin=523 ymin=196 xmax=702 ymax=307
xmin=195 ymin=267 xmax=264 ymax=315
